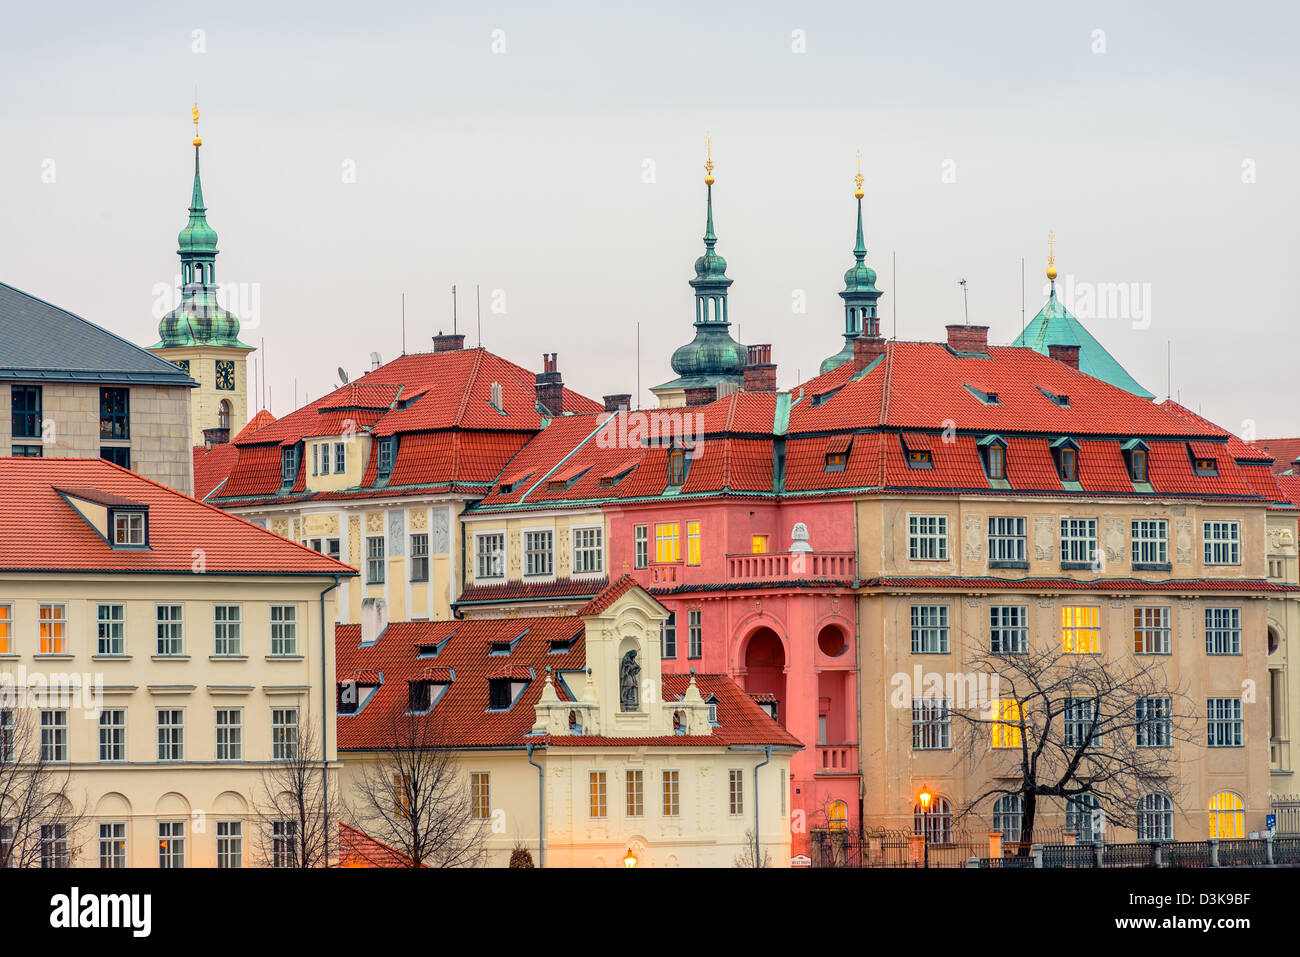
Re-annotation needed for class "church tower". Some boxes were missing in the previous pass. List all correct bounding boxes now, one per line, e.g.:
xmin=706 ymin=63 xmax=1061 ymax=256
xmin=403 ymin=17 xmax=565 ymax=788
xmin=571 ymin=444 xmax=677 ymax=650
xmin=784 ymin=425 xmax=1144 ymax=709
xmin=820 ymin=154 xmax=884 ymax=374
xmin=148 ymin=104 xmax=255 ymax=446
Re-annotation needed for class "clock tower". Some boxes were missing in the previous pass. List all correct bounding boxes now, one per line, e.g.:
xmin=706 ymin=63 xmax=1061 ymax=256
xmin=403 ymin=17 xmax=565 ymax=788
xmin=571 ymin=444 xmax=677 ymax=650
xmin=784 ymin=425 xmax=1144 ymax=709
xmin=148 ymin=104 xmax=255 ymax=447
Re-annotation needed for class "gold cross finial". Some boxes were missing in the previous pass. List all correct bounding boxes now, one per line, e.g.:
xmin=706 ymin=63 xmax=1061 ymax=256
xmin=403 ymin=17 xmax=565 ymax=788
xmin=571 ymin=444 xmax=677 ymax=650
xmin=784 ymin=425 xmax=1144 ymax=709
xmin=192 ymin=92 xmax=202 ymax=147
xmin=704 ymin=133 xmax=714 ymax=185
xmin=854 ymin=150 xmax=864 ymax=199
xmin=1046 ymin=230 xmax=1058 ymax=282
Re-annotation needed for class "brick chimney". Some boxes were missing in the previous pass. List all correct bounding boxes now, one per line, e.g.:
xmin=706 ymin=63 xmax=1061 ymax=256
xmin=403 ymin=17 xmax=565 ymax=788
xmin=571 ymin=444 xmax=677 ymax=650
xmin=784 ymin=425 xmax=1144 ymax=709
xmin=433 ymin=331 xmax=465 ymax=352
xmin=202 ymin=426 xmax=230 ymax=448
xmin=603 ymin=394 xmax=632 ymax=413
xmin=684 ymin=385 xmax=717 ymax=407
xmin=1048 ymin=343 xmax=1081 ymax=370
xmin=742 ymin=343 xmax=777 ymax=392
xmin=945 ymin=324 xmax=989 ymax=355
xmin=853 ymin=335 xmax=886 ymax=371
xmin=535 ymin=353 xmax=563 ymax=415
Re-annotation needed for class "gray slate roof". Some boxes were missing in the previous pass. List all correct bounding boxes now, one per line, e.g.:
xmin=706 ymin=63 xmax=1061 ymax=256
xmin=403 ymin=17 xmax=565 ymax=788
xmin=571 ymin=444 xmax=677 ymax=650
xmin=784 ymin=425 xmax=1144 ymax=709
xmin=0 ymin=281 xmax=196 ymax=387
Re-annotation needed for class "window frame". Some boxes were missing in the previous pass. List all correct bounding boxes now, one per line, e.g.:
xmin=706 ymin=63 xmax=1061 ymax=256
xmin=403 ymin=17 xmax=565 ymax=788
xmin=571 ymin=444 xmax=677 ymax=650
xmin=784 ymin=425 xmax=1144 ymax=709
xmin=907 ymin=515 xmax=949 ymax=561
xmin=910 ymin=604 xmax=950 ymax=654
xmin=1203 ymin=521 xmax=1241 ymax=566
xmin=270 ymin=604 xmax=298 ymax=656
xmin=571 ymin=525 xmax=604 ymax=575
xmin=96 ymin=603 xmax=125 ymax=655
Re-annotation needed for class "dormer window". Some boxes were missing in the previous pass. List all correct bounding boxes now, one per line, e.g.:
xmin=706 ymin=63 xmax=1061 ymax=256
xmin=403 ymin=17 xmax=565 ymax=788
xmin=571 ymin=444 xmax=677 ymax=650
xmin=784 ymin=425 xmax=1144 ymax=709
xmin=408 ymin=680 xmax=434 ymax=713
xmin=1122 ymin=440 xmax=1150 ymax=483
xmin=111 ymin=508 xmax=147 ymax=547
xmin=979 ymin=436 xmax=1007 ymax=480
xmin=673 ymin=711 xmax=686 ymax=734
xmin=669 ymin=449 xmax=687 ymax=485
xmin=280 ymin=446 xmax=299 ymax=485
xmin=824 ymin=436 xmax=852 ymax=472
xmin=1051 ymin=438 xmax=1080 ymax=482
xmin=706 ymin=698 xmax=719 ymax=726
xmin=377 ymin=437 xmax=395 ymax=477
xmin=1036 ymin=386 xmax=1070 ymax=407
xmin=1193 ymin=457 xmax=1218 ymax=476
xmin=547 ymin=480 xmax=566 ymax=490
xmin=907 ymin=450 xmax=932 ymax=469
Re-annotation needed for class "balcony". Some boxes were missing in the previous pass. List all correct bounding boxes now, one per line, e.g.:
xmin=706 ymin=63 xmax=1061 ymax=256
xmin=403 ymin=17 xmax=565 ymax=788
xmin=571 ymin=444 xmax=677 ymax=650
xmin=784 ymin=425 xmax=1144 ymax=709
xmin=816 ymin=745 xmax=859 ymax=775
xmin=727 ymin=551 xmax=855 ymax=583
xmin=649 ymin=562 xmax=682 ymax=585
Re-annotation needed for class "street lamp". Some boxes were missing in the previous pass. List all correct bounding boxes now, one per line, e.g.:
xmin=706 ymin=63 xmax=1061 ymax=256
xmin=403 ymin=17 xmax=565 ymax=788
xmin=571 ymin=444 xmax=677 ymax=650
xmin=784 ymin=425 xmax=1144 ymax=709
xmin=917 ymin=785 xmax=933 ymax=869
xmin=623 ymin=848 xmax=637 ymax=869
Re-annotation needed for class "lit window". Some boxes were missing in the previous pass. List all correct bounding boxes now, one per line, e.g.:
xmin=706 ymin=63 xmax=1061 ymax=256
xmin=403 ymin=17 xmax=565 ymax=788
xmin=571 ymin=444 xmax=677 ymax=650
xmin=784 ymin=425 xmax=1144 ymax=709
xmin=1203 ymin=521 xmax=1240 ymax=565
xmin=686 ymin=521 xmax=701 ymax=566
xmin=1193 ymin=457 xmax=1218 ymax=476
xmin=0 ymin=603 xmax=10 ymax=654
xmin=1133 ymin=607 xmax=1170 ymax=654
xmin=655 ymin=523 xmax=680 ymax=563
xmin=906 ymin=450 xmax=933 ymax=469
xmin=471 ymin=772 xmax=490 ymax=819
xmin=991 ymin=699 xmax=1024 ymax=748
xmin=112 ymin=509 xmax=146 ymax=546
xmin=38 ymin=603 xmax=67 ymax=654
xmin=908 ymin=515 xmax=948 ymax=560
xmin=824 ymin=451 xmax=848 ymax=472
xmin=1062 ymin=606 xmax=1101 ymax=653
xmin=589 ymin=771 xmax=607 ymax=818
xmin=1209 ymin=791 xmax=1245 ymax=839
xmin=827 ymin=800 xmax=849 ymax=831
xmin=751 ymin=534 xmax=768 ymax=555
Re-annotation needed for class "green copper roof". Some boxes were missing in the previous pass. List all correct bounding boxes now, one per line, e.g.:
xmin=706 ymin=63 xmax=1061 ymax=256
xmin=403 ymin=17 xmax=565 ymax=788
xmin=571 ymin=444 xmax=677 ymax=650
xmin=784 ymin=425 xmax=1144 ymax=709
xmin=1012 ymin=287 xmax=1154 ymax=399
xmin=178 ymin=147 xmax=219 ymax=255
xmin=821 ymin=196 xmax=883 ymax=375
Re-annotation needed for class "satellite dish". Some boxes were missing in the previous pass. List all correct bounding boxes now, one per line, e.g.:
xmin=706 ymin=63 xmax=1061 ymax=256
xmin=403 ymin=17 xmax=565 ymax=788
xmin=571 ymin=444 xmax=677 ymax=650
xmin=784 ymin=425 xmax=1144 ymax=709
xmin=337 ymin=367 xmax=349 ymax=385
xmin=370 ymin=351 xmax=382 ymax=368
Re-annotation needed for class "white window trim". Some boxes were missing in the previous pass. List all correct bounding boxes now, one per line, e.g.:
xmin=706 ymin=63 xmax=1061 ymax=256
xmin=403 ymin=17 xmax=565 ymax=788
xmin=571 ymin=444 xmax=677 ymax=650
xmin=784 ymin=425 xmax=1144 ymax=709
xmin=570 ymin=523 xmax=606 ymax=578
xmin=473 ymin=528 xmax=508 ymax=582
xmin=521 ymin=524 xmax=557 ymax=580
xmin=906 ymin=513 xmax=950 ymax=562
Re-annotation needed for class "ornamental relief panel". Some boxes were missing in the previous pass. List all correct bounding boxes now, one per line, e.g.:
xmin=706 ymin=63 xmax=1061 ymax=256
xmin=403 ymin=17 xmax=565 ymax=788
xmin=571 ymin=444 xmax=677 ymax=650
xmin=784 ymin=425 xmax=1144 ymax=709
xmin=349 ymin=515 xmax=362 ymax=566
xmin=366 ymin=512 xmax=384 ymax=534
xmin=1033 ymin=516 xmax=1056 ymax=561
xmin=1174 ymin=519 xmax=1194 ymax=564
xmin=1269 ymin=525 xmax=1296 ymax=553
xmin=508 ymin=530 xmax=522 ymax=575
xmin=271 ymin=517 xmax=291 ymax=539
xmin=409 ymin=508 xmax=427 ymax=532
xmin=1103 ymin=518 xmax=1125 ymax=563
xmin=431 ymin=509 xmax=450 ymax=554
xmin=963 ymin=515 xmax=984 ymax=562
xmin=388 ymin=510 xmax=405 ymax=556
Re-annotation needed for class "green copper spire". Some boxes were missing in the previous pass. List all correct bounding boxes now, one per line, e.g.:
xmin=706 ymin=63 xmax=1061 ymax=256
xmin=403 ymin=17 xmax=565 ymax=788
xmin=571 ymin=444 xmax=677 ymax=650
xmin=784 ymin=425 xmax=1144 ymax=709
xmin=821 ymin=156 xmax=884 ymax=374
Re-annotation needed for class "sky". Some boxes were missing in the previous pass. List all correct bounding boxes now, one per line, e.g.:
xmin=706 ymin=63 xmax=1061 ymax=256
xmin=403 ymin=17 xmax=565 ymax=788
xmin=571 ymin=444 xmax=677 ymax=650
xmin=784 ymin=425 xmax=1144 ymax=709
xmin=2 ymin=0 xmax=1297 ymax=436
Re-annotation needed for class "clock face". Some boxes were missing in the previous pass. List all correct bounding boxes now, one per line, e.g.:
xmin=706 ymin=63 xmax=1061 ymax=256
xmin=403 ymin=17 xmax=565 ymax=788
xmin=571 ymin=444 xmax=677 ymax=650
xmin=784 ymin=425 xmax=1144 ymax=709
xmin=174 ymin=359 xmax=190 ymax=374
xmin=215 ymin=360 xmax=235 ymax=391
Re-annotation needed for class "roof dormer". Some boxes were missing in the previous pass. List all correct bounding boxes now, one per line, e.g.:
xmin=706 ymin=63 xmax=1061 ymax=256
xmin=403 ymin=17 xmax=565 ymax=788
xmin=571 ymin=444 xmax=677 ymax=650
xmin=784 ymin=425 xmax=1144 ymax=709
xmin=56 ymin=487 xmax=151 ymax=550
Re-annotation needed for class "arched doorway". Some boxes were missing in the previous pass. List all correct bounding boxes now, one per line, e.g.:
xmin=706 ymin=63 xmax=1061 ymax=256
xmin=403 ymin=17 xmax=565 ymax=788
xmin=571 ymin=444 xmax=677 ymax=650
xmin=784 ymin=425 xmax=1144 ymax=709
xmin=743 ymin=627 xmax=786 ymax=726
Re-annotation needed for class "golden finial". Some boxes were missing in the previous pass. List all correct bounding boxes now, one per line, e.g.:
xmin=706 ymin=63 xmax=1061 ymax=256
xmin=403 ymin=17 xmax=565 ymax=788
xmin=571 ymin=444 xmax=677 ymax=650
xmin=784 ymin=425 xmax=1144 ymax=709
xmin=704 ymin=133 xmax=714 ymax=186
xmin=854 ymin=150 xmax=864 ymax=200
xmin=191 ymin=99 xmax=202 ymax=148
xmin=1046 ymin=230 xmax=1057 ymax=282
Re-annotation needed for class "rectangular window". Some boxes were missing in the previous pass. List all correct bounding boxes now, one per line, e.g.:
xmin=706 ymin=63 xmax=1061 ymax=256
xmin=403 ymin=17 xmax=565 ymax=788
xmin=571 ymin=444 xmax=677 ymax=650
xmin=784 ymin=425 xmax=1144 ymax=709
xmin=270 ymin=605 xmax=298 ymax=656
xmin=992 ymin=699 xmax=1024 ymax=749
xmin=11 ymin=385 xmax=41 ymax=439
xmin=626 ymin=769 xmax=644 ymax=817
xmin=157 ymin=709 xmax=184 ymax=761
xmin=470 ymin=772 xmax=490 ymax=819
xmin=366 ymin=535 xmax=386 ymax=584
xmin=99 ymin=823 xmax=126 ymax=868
xmin=1062 ymin=697 xmax=1097 ymax=748
xmin=988 ymin=516 xmax=1027 ymax=564
xmin=40 ymin=824 xmax=68 ymax=868
xmin=1129 ymin=448 xmax=1148 ymax=483
xmin=655 ymin=523 xmax=681 ymax=563
xmin=280 ymin=446 xmax=298 ymax=485
xmin=40 ymin=710 xmax=67 ymax=762
xmin=0 ymin=710 xmax=13 ymax=764
xmin=634 ymin=525 xmax=648 ymax=569
xmin=334 ymin=442 xmax=346 ymax=474
xmin=272 ymin=708 xmax=298 ymax=760
xmin=215 ymin=708 xmax=242 ymax=761
xmin=910 ymin=605 xmax=949 ymax=654
xmin=661 ymin=612 xmax=677 ymax=659
xmin=99 ymin=445 xmax=130 ymax=468
xmin=573 ymin=527 xmax=604 ymax=574
xmin=156 ymin=604 xmax=184 ymax=656
xmin=217 ymin=821 xmax=242 ymax=868
xmin=1133 ymin=606 xmax=1171 ymax=655
xmin=524 ymin=530 xmax=554 ymax=577
xmin=312 ymin=443 xmax=320 ymax=476
xmin=589 ymin=771 xmax=607 ymax=818
xmin=1136 ymin=696 xmax=1172 ymax=748
xmin=0 ymin=603 xmax=10 ymax=655
xmin=1204 ymin=521 xmax=1241 ymax=565
xmin=1131 ymin=519 xmax=1169 ymax=565
xmin=410 ymin=533 xmax=429 ymax=582
xmin=1062 ymin=606 xmax=1101 ymax=654
xmin=476 ymin=533 xmax=505 ymax=579
xmin=1206 ymin=607 xmax=1242 ymax=656
xmin=99 ymin=387 xmax=129 ymax=440
xmin=38 ymin=603 xmax=67 ymax=654
xmin=271 ymin=820 xmax=298 ymax=868
xmin=987 ymin=444 xmax=1005 ymax=479
xmin=112 ymin=510 xmax=146 ymax=546
xmin=688 ymin=609 xmax=702 ymax=659
xmin=989 ymin=605 xmax=1028 ymax=653
xmin=1207 ymin=697 xmax=1244 ymax=747
xmin=377 ymin=437 xmax=394 ymax=475
xmin=751 ymin=534 xmax=768 ymax=555
xmin=98 ymin=709 xmax=125 ymax=762
xmin=96 ymin=603 xmax=125 ymax=655
xmin=912 ymin=698 xmax=951 ymax=750
xmin=908 ymin=515 xmax=948 ymax=560
xmin=686 ymin=521 xmax=701 ymax=566
xmin=663 ymin=770 xmax=680 ymax=817
xmin=728 ymin=769 xmax=744 ymax=815
xmin=1059 ymin=446 xmax=1078 ymax=481
xmin=213 ymin=604 xmax=242 ymax=656
xmin=1060 ymin=518 xmax=1098 ymax=565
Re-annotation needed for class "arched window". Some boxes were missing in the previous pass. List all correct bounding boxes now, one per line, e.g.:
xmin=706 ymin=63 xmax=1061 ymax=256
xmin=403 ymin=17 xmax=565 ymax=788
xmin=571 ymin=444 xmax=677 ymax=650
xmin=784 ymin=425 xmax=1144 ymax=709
xmin=914 ymin=795 xmax=953 ymax=845
xmin=568 ymin=710 xmax=582 ymax=734
xmin=217 ymin=400 xmax=231 ymax=431
xmin=1209 ymin=791 xmax=1245 ymax=839
xmin=1137 ymin=792 xmax=1174 ymax=842
xmin=992 ymin=794 xmax=1024 ymax=844
xmin=1066 ymin=793 xmax=1101 ymax=842
xmin=827 ymin=800 xmax=848 ymax=832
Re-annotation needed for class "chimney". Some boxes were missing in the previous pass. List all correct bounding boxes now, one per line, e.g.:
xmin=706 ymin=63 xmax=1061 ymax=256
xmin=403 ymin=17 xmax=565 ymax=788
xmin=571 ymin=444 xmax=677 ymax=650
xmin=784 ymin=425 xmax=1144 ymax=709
xmin=202 ymin=426 xmax=230 ymax=448
xmin=742 ymin=343 xmax=777 ymax=392
xmin=603 ymin=394 xmax=632 ymax=413
xmin=945 ymin=324 xmax=989 ymax=355
xmin=361 ymin=597 xmax=389 ymax=645
xmin=853 ymin=335 xmax=886 ymax=371
xmin=433 ymin=331 xmax=466 ymax=352
xmin=1048 ymin=343 xmax=1081 ymax=370
xmin=684 ymin=385 xmax=717 ymax=407
xmin=535 ymin=353 xmax=563 ymax=415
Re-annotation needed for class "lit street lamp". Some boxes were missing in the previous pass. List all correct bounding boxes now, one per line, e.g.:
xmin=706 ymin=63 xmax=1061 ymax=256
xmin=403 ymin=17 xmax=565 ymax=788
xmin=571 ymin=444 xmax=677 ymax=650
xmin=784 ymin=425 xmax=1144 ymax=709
xmin=917 ymin=785 xmax=933 ymax=869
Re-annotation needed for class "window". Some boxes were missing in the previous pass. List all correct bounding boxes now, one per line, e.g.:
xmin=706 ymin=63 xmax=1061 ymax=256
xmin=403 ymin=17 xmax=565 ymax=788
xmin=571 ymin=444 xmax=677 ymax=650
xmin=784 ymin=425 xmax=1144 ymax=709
xmin=1131 ymin=519 xmax=1168 ymax=565
xmin=377 ymin=437 xmax=394 ymax=476
xmin=217 ymin=400 xmax=230 ymax=431
xmin=217 ymin=821 xmax=242 ymax=868
xmin=158 ymin=821 xmax=185 ymax=868
xmin=1133 ymin=607 xmax=1171 ymax=654
xmin=393 ymin=774 xmax=411 ymax=819
xmin=213 ymin=604 xmax=242 ymax=656
xmin=524 ymin=530 xmax=554 ymax=577
xmin=281 ymin=446 xmax=298 ymax=485
xmin=1059 ymin=518 xmax=1098 ymax=565
xmin=988 ymin=516 xmax=1027 ymax=564
xmin=992 ymin=795 xmax=1023 ymax=843
xmin=1058 ymin=446 xmax=1078 ymax=481
xmin=216 ymin=709 xmax=242 ymax=760
xmin=1193 ymin=456 xmax=1218 ymax=477
xmin=1061 ymin=606 xmax=1101 ymax=654
xmin=271 ymin=820 xmax=297 ymax=868
xmin=989 ymin=605 xmax=1028 ymax=654
xmin=157 ymin=709 xmax=184 ymax=761
xmin=1205 ymin=607 xmax=1242 ymax=655
xmin=914 ymin=795 xmax=953 ymax=845
xmin=326 ymin=538 xmax=341 ymax=561
xmin=1135 ymin=697 xmax=1171 ymax=748
xmin=573 ymin=527 xmax=603 ymax=574
xmin=38 ymin=603 xmax=67 ymax=654
xmin=98 ymin=709 xmax=125 ymax=762
xmin=313 ymin=443 xmax=323 ymax=475
xmin=655 ymin=523 xmax=680 ymax=563
xmin=991 ymin=699 xmax=1024 ymax=749
xmin=751 ymin=534 xmax=768 ymax=555
xmin=728 ymin=769 xmax=744 ymax=815
xmin=0 ymin=823 xmax=11 ymax=867
xmin=366 ymin=536 xmax=386 ymax=584
xmin=99 ymin=445 xmax=130 ymax=468
xmin=272 ymin=708 xmax=298 ymax=760
xmin=471 ymin=772 xmax=490 ymax=819
xmin=663 ymin=770 xmax=680 ymax=817
xmin=827 ymin=800 xmax=849 ymax=831
xmin=986 ymin=443 xmax=1005 ymax=479
xmin=11 ymin=444 xmax=42 ymax=457
xmin=1129 ymin=448 xmax=1148 ymax=483
xmin=334 ymin=442 xmax=346 ymax=473
xmin=1137 ymin=793 xmax=1174 ymax=842
xmin=270 ymin=605 xmax=298 ymax=656
xmin=1062 ymin=697 xmax=1097 ymax=748
xmin=685 ymin=521 xmax=701 ymax=566
xmin=1207 ymin=697 xmax=1243 ymax=747
xmin=626 ymin=769 xmax=644 ymax=817
xmin=589 ymin=771 xmax=607 ymax=818
xmin=40 ymin=824 xmax=68 ymax=868
xmin=908 ymin=515 xmax=948 ymax=560
xmin=1203 ymin=521 xmax=1241 ymax=565
xmin=11 ymin=385 xmax=41 ymax=439
xmin=634 ymin=525 xmax=648 ymax=569
xmin=912 ymin=698 xmax=951 ymax=750
xmin=1067 ymin=794 xmax=1101 ymax=842
xmin=1209 ymin=791 xmax=1245 ymax=840
xmin=99 ymin=823 xmax=126 ymax=868
xmin=688 ymin=609 xmax=702 ymax=659
xmin=40 ymin=710 xmax=67 ymax=762
xmin=0 ymin=603 xmax=10 ymax=654
xmin=910 ymin=605 xmax=949 ymax=654
xmin=96 ymin=604 xmax=125 ymax=655
xmin=476 ymin=533 xmax=505 ymax=579
xmin=112 ymin=509 xmax=146 ymax=546
xmin=661 ymin=612 xmax=677 ymax=658
xmin=409 ymin=533 xmax=429 ymax=582
xmin=156 ymin=604 xmax=184 ymax=655
xmin=99 ymin=388 xmax=129 ymax=440
xmin=825 ymin=451 xmax=848 ymax=472
xmin=906 ymin=449 xmax=933 ymax=469
xmin=669 ymin=449 xmax=686 ymax=485
xmin=0 ymin=710 xmax=12 ymax=763
xmin=488 ymin=679 xmax=513 ymax=710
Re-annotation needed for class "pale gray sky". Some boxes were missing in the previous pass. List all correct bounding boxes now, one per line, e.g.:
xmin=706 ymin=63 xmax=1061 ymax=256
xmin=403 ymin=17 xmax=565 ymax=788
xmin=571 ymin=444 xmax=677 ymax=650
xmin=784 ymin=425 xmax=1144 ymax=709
xmin=2 ymin=0 xmax=1297 ymax=435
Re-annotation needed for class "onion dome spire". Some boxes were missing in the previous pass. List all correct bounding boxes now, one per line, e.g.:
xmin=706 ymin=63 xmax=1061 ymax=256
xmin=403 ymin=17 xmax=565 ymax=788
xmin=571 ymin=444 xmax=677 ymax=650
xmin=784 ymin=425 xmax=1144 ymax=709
xmin=821 ymin=153 xmax=885 ymax=374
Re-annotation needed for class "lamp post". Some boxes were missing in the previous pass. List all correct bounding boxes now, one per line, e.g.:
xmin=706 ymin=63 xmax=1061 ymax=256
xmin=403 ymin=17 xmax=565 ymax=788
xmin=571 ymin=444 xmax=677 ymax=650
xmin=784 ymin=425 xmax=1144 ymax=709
xmin=623 ymin=848 xmax=637 ymax=869
xmin=917 ymin=785 xmax=933 ymax=869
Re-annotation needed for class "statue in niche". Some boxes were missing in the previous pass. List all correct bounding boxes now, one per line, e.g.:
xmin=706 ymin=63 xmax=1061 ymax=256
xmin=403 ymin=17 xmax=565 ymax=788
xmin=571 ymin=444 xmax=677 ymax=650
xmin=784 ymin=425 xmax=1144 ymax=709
xmin=620 ymin=650 xmax=640 ymax=712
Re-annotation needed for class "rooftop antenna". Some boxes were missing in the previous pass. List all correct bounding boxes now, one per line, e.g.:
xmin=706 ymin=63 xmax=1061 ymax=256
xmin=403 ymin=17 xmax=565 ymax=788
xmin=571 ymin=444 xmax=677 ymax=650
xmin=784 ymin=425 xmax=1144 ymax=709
xmin=1020 ymin=257 xmax=1026 ymax=339
xmin=892 ymin=251 xmax=897 ymax=340
xmin=451 ymin=284 xmax=458 ymax=335
xmin=401 ymin=293 xmax=406 ymax=356
xmin=261 ymin=336 xmax=267 ymax=411
xmin=636 ymin=321 xmax=641 ymax=410
xmin=476 ymin=284 xmax=482 ymax=347
xmin=959 ymin=278 xmax=969 ymax=325
xmin=1167 ymin=340 xmax=1172 ymax=402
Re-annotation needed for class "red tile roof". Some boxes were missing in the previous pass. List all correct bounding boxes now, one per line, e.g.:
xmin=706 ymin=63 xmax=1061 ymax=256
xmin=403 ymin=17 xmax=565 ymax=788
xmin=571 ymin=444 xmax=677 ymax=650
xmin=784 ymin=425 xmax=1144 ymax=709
xmin=338 ymin=822 xmax=421 ymax=868
xmin=862 ymin=576 xmax=1297 ymax=593
xmin=1259 ymin=438 xmax=1300 ymax=473
xmin=192 ymin=442 xmax=240 ymax=500
xmin=454 ymin=576 xmax=609 ymax=607
xmin=234 ymin=408 xmax=277 ymax=441
xmin=576 ymin=575 xmax=646 ymax=616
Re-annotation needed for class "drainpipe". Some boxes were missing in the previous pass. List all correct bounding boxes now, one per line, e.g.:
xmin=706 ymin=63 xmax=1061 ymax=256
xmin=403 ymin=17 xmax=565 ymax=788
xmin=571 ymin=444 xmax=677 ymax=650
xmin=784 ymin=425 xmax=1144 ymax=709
xmin=320 ymin=574 xmax=340 ymax=865
xmin=526 ymin=743 xmax=545 ymax=868
xmin=753 ymin=745 xmax=772 ymax=867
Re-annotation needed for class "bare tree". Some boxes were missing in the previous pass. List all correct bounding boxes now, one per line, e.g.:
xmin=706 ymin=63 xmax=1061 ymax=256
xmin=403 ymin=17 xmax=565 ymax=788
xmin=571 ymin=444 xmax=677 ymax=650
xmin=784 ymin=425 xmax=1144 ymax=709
xmin=949 ymin=636 xmax=1199 ymax=850
xmin=0 ymin=704 xmax=86 ymax=867
xmin=253 ymin=709 xmax=340 ymax=868
xmin=349 ymin=708 xmax=487 ymax=868
xmin=733 ymin=828 xmax=772 ymax=868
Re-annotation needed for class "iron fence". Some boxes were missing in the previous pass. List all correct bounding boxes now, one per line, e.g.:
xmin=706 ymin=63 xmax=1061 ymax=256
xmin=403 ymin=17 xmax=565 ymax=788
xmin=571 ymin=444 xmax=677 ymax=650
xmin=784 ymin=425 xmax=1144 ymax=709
xmin=1272 ymin=796 xmax=1300 ymax=836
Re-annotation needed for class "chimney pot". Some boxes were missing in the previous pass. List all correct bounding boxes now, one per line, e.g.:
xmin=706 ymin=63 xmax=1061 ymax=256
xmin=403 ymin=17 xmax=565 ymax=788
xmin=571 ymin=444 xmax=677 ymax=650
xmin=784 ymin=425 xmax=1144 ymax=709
xmin=535 ymin=355 xmax=564 ymax=415
xmin=1047 ymin=343 xmax=1081 ymax=370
